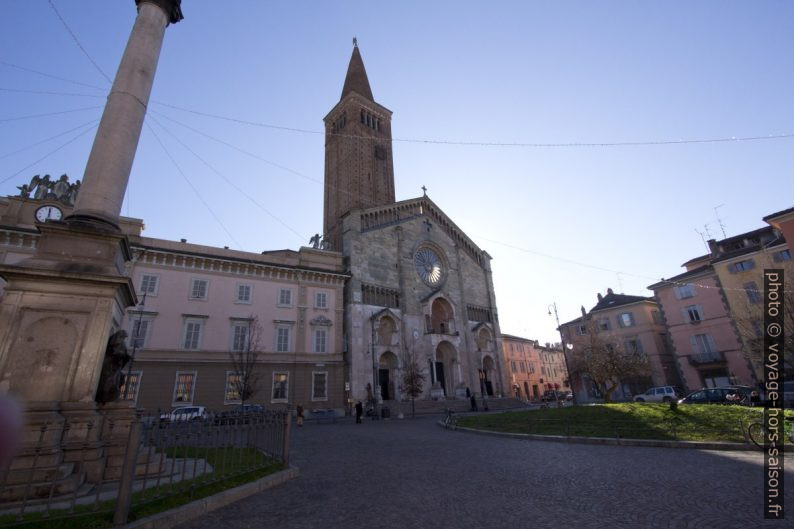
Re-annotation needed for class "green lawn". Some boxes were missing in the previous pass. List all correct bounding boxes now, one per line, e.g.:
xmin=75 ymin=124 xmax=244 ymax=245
xmin=456 ymin=403 xmax=794 ymax=443
xmin=0 ymin=447 xmax=285 ymax=529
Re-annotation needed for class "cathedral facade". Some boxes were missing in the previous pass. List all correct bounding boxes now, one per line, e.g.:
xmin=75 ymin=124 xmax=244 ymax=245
xmin=325 ymin=45 xmax=506 ymax=403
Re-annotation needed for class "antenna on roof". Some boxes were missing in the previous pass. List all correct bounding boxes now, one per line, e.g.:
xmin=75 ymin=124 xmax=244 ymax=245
xmin=703 ymin=223 xmax=713 ymax=240
xmin=714 ymin=204 xmax=727 ymax=239
xmin=694 ymin=228 xmax=709 ymax=253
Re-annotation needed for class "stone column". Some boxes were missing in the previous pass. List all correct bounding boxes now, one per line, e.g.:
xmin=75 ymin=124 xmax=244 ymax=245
xmin=69 ymin=0 xmax=183 ymax=230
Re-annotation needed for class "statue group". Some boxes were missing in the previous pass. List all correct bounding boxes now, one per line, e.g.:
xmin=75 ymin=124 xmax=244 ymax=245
xmin=17 ymin=174 xmax=81 ymax=206
xmin=309 ymin=233 xmax=332 ymax=250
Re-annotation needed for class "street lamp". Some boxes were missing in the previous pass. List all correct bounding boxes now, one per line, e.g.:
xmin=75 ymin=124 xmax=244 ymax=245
xmin=548 ymin=302 xmax=576 ymax=405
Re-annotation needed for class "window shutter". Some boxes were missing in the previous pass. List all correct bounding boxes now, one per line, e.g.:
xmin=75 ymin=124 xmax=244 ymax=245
xmin=689 ymin=335 xmax=700 ymax=354
xmin=705 ymin=334 xmax=717 ymax=353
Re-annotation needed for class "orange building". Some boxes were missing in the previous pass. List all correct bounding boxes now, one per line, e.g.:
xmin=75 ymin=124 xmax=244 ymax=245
xmin=501 ymin=334 xmax=569 ymax=400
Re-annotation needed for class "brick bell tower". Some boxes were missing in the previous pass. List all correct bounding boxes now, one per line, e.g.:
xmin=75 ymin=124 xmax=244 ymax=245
xmin=323 ymin=40 xmax=395 ymax=251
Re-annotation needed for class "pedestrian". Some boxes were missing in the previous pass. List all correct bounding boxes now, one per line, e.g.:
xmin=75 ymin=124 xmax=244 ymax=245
xmin=470 ymin=394 xmax=478 ymax=412
xmin=355 ymin=401 xmax=363 ymax=424
xmin=296 ymin=404 xmax=304 ymax=427
xmin=465 ymin=387 xmax=471 ymax=398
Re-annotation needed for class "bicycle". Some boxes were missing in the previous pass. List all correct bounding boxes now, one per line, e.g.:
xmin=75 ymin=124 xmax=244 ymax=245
xmin=442 ymin=408 xmax=457 ymax=429
xmin=747 ymin=415 xmax=794 ymax=449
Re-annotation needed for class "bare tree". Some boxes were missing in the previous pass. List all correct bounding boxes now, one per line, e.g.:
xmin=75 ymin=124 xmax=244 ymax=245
xmin=570 ymin=321 xmax=651 ymax=403
xmin=730 ymin=288 xmax=794 ymax=377
xmin=228 ymin=316 xmax=263 ymax=408
xmin=401 ymin=346 xmax=425 ymax=418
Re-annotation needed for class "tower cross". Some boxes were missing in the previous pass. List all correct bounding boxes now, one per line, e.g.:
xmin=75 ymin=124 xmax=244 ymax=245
xmin=421 ymin=185 xmax=427 ymax=196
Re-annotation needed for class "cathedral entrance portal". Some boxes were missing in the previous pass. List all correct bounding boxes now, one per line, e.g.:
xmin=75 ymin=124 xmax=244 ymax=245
xmin=433 ymin=341 xmax=457 ymax=397
xmin=378 ymin=351 xmax=398 ymax=401
xmin=481 ymin=355 xmax=496 ymax=396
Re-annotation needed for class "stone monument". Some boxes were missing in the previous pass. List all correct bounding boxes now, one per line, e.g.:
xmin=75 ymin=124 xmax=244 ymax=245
xmin=0 ymin=0 xmax=183 ymax=488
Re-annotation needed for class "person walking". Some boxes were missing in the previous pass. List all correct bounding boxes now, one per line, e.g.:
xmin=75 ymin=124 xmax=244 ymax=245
xmin=296 ymin=404 xmax=304 ymax=427
xmin=355 ymin=401 xmax=363 ymax=423
xmin=470 ymin=394 xmax=478 ymax=412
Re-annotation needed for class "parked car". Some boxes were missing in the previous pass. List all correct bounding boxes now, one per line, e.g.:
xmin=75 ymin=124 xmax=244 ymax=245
xmin=159 ymin=406 xmax=209 ymax=423
xmin=633 ymin=386 xmax=682 ymax=403
xmin=541 ymin=389 xmax=568 ymax=402
xmin=678 ymin=387 xmax=750 ymax=405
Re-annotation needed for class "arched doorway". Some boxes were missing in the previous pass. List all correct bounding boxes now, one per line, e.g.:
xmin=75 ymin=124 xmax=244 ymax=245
xmin=378 ymin=351 xmax=398 ymax=401
xmin=480 ymin=355 xmax=496 ymax=397
xmin=432 ymin=341 xmax=457 ymax=396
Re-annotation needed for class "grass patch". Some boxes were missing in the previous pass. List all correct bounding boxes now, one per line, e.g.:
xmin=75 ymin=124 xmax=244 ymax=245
xmin=0 ymin=447 xmax=284 ymax=529
xmin=457 ymin=403 xmax=794 ymax=443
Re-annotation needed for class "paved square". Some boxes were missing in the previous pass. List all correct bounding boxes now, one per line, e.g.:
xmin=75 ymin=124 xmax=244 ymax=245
xmin=179 ymin=416 xmax=794 ymax=529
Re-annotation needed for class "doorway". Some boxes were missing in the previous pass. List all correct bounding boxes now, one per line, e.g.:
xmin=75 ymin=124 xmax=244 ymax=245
xmin=379 ymin=368 xmax=390 ymax=400
xmin=435 ymin=362 xmax=446 ymax=396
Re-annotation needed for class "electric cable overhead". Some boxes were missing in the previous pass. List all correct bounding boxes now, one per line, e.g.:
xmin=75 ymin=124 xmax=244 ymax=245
xmin=144 ymin=121 xmax=245 ymax=252
xmin=0 ymin=61 xmax=106 ymax=91
xmin=47 ymin=0 xmax=112 ymax=85
xmin=0 ymin=105 xmax=103 ymax=123
xmin=152 ymin=100 xmax=794 ymax=148
xmin=0 ymin=123 xmax=97 ymax=186
xmin=146 ymin=114 xmax=306 ymax=242
xmin=0 ymin=117 xmax=100 ymax=160
xmin=0 ymin=87 xmax=106 ymax=99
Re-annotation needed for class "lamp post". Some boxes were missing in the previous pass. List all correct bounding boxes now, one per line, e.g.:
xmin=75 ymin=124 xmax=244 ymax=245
xmin=548 ymin=302 xmax=576 ymax=405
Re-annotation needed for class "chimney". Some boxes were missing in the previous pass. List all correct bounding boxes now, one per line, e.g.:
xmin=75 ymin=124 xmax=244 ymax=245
xmin=607 ymin=288 xmax=613 ymax=295
xmin=580 ymin=306 xmax=586 ymax=317
xmin=597 ymin=293 xmax=603 ymax=302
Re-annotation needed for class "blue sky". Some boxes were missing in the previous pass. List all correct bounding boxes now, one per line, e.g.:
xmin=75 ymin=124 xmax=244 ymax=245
xmin=1 ymin=1 xmax=792 ymax=342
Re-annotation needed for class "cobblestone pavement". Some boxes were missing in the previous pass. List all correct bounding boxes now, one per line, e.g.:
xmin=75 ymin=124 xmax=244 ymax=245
xmin=179 ymin=415 xmax=794 ymax=529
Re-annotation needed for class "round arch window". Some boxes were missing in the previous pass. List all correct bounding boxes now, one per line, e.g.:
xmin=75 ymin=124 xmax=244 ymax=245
xmin=414 ymin=247 xmax=445 ymax=287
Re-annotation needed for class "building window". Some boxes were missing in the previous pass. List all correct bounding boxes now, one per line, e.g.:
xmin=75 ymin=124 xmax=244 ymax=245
xmin=315 ymin=292 xmax=328 ymax=309
xmin=139 ymin=274 xmax=159 ymax=296
xmin=773 ymin=249 xmax=791 ymax=262
xmin=691 ymin=333 xmax=717 ymax=355
xmin=618 ymin=312 xmax=635 ymax=328
xmin=731 ymin=260 xmax=755 ymax=272
xmin=121 ymin=371 xmax=142 ymax=402
xmin=576 ymin=324 xmax=587 ymax=335
xmin=231 ymin=322 xmax=250 ymax=352
xmin=598 ymin=318 xmax=610 ymax=331
xmin=225 ymin=372 xmax=241 ymax=403
xmin=278 ymin=288 xmax=292 ymax=307
xmin=743 ymin=282 xmax=762 ymax=304
xmin=183 ymin=319 xmax=204 ymax=350
xmin=236 ymin=284 xmax=252 ymax=304
xmin=190 ymin=279 xmax=208 ymax=300
xmin=674 ymin=284 xmax=695 ymax=299
xmin=173 ymin=372 xmax=196 ymax=404
xmin=312 ymin=372 xmax=328 ymax=401
xmin=276 ymin=327 xmax=290 ymax=352
xmin=624 ymin=338 xmax=644 ymax=354
xmin=511 ymin=361 xmax=517 ymax=372
xmin=272 ymin=372 xmax=289 ymax=402
xmin=314 ymin=329 xmax=327 ymax=353
xmin=684 ymin=305 xmax=703 ymax=322
xmin=129 ymin=317 xmax=152 ymax=349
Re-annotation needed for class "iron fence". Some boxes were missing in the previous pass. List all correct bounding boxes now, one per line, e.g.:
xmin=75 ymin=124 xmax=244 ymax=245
xmin=0 ymin=409 xmax=290 ymax=527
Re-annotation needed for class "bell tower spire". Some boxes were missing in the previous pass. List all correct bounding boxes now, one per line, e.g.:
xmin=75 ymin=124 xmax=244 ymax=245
xmin=323 ymin=42 xmax=395 ymax=251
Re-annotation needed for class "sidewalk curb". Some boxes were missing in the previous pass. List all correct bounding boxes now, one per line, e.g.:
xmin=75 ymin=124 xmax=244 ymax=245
xmin=123 ymin=465 xmax=300 ymax=529
xmin=438 ymin=422 xmax=758 ymax=451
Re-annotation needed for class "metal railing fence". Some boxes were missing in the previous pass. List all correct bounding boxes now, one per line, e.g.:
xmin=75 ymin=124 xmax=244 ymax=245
xmin=0 ymin=409 xmax=290 ymax=526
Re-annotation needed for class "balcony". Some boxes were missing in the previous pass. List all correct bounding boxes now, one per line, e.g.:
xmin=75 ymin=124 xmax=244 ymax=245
xmin=687 ymin=351 xmax=726 ymax=366
xmin=425 ymin=319 xmax=458 ymax=336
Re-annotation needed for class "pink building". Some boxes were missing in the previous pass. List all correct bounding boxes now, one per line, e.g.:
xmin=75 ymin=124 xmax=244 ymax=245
xmin=0 ymin=193 xmax=348 ymax=413
xmin=648 ymin=257 xmax=750 ymax=391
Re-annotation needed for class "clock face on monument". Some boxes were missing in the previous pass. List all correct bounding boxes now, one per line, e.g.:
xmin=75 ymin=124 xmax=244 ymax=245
xmin=414 ymin=247 xmax=444 ymax=286
xmin=35 ymin=205 xmax=63 ymax=222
